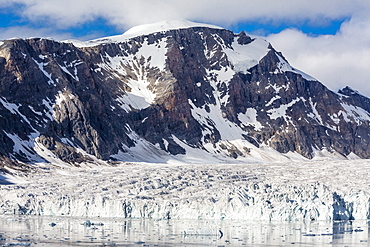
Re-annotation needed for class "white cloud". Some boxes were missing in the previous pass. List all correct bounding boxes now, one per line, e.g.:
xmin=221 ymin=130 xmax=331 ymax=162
xmin=267 ymin=15 xmax=370 ymax=97
xmin=0 ymin=25 xmax=107 ymax=42
xmin=0 ymin=26 xmax=73 ymax=40
xmin=3 ymin=0 xmax=370 ymax=30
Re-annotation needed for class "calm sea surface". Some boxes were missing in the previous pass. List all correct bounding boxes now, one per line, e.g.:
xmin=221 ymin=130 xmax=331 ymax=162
xmin=0 ymin=215 xmax=368 ymax=246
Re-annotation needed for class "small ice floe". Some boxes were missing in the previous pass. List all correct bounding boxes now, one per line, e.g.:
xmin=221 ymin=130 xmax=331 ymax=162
xmin=12 ymin=238 xmax=30 ymax=242
xmin=5 ymin=243 xmax=31 ymax=246
xmin=183 ymin=229 xmax=223 ymax=238
xmin=354 ymin=229 xmax=364 ymax=232
xmin=302 ymin=233 xmax=319 ymax=237
xmin=134 ymin=241 xmax=145 ymax=244
xmin=82 ymin=220 xmax=104 ymax=227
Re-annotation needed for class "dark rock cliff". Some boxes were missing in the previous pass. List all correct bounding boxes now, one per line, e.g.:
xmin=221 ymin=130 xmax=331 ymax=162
xmin=1 ymin=24 xmax=370 ymax=166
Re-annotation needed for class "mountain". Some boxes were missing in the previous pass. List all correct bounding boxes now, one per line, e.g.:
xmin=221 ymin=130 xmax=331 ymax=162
xmin=1 ymin=20 xmax=370 ymax=168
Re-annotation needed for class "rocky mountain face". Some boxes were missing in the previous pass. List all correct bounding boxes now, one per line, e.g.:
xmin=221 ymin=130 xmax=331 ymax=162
xmin=1 ymin=20 xmax=370 ymax=167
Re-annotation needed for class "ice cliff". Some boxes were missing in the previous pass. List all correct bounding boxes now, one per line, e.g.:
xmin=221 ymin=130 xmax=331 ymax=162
xmin=0 ymin=159 xmax=369 ymax=221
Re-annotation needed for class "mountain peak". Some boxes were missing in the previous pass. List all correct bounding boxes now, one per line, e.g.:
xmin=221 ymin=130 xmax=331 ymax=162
xmin=123 ymin=19 xmax=223 ymax=37
xmin=69 ymin=20 xmax=224 ymax=47
xmin=338 ymin=86 xmax=360 ymax=96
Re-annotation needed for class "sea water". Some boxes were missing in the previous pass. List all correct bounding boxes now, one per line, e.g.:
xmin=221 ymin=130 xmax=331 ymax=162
xmin=0 ymin=215 xmax=368 ymax=246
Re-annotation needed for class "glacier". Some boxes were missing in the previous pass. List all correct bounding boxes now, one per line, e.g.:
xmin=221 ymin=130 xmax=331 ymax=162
xmin=0 ymin=159 xmax=369 ymax=221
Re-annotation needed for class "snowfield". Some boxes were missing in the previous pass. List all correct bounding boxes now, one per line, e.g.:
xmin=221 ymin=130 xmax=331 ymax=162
xmin=67 ymin=19 xmax=223 ymax=47
xmin=0 ymin=159 xmax=369 ymax=222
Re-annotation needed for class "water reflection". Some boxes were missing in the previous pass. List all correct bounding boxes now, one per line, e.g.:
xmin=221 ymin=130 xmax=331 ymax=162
xmin=0 ymin=215 xmax=368 ymax=246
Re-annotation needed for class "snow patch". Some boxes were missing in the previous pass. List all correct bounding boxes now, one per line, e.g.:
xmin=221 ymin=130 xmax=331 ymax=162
xmin=346 ymin=152 xmax=361 ymax=160
xmin=238 ymin=108 xmax=263 ymax=131
xmin=267 ymin=98 xmax=302 ymax=120
xmin=339 ymin=102 xmax=370 ymax=124
xmin=33 ymin=137 xmax=70 ymax=167
xmin=0 ymin=97 xmax=37 ymax=127
xmin=115 ymin=78 xmax=156 ymax=111
xmin=188 ymin=99 xmax=242 ymax=141
xmin=41 ymin=98 xmax=54 ymax=121
xmin=32 ymin=58 xmax=55 ymax=85
xmin=0 ymin=172 xmax=27 ymax=185
xmin=97 ymin=38 xmax=169 ymax=112
xmin=58 ymin=60 xmax=82 ymax=81
xmin=52 ymin=91 xmax=76 ymax=119
xmin=3 ymin=131 xmax=43 ymax=163
xmin=224 ymin=38 xmax=270 ymax=73
xmin=266 ymin=80 xmax=291 ymax=93
xmin=331 ymin=113 xmax=341 ymax=124
xmin=312 ymin=148 xmax=348 ymax=161
xmin=0 ymin=97 xmax=20 ymax=115
xmin=307 ymin=97 xmax=323 ymax=125
xmin=135 ymin=39 xmax=168 ymax=71
xmin=265 ymin=95 xmax=281 ymax=107
xmin=276 ymin=53 xmax=317 ymax=81
xmin=28 ymin=105 xmax=42 ymax=116
xmin=205 ymin=68 xmax=235 ymax=106
xmin=162 ymin=138 xmax=169 ymax=151
xmin=55 ymin=91 xmax=75 ymax=106
xmin=111 ymin=131 xmax=172 ymax=163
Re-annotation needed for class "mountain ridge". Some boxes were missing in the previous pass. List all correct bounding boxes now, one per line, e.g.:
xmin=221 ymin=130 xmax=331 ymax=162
xmin=65 ymin=20 xmax=224 ymax=47
xmin=0 ymin=21 xmax=370 ymax=169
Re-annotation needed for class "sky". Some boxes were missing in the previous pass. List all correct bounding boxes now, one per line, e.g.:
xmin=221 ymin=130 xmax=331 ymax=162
xmin=1 ymin=0 xmax=370 ymax=97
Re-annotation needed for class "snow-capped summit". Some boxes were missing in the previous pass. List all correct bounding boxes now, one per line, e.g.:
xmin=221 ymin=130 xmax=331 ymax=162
xmin=69 ymin=19 xmax=223 ymax=47
xmin=123 ymin=19 xmax=223 ymax=37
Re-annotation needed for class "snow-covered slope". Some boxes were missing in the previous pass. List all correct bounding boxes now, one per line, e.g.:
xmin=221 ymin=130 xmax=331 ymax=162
xmin=1 ymin=159 xmax=369 ymax=221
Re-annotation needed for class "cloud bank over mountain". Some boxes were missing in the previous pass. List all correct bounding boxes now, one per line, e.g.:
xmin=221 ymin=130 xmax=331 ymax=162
xmin=0 ymin=0 xmax=366 ymax=29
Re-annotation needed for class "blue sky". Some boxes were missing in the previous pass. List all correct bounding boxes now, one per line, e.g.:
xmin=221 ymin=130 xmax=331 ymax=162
xmin=1 ymin=0 xmax=370 ymax=97
xmin=0 ymin=7 xmax=347 ymax=40
xmin=233 ymin=19 xmax=347 ymax=36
